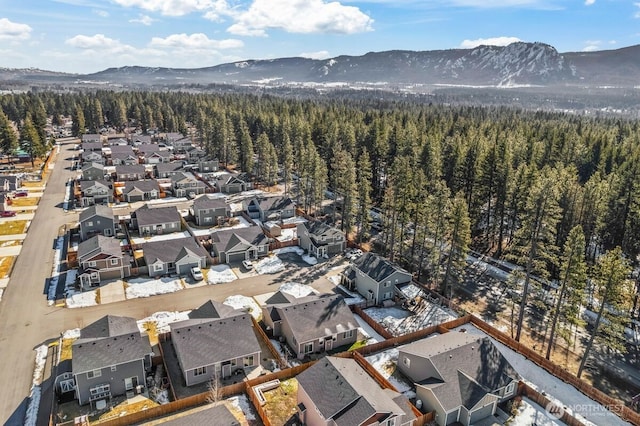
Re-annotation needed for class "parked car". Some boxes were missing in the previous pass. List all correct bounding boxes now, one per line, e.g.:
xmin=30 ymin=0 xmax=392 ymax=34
xmin=242 ymin=260 xmax=254 ymax=271
xmin=13 ymin=191 xmax=28 ymax=197
xmin=190 ymin=266 xmax=204 ymax=281
xmin=0 ymin=211 xmax=16 ymax=217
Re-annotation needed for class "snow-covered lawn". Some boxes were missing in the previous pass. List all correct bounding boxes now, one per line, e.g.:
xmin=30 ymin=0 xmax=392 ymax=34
xmin=453 ymin=324 xmax=627 ymax=426
xmin=255 ymin=255 xmax=285 ymax=274
xmin=207 ymin=265 xmax=237 ymax=284
xmin=354 ymin=314 xmax=385 ymax=344
xmin=364 ymin=348 xmax=414 ymax=398
xmin=279 ymin=282 xmax=315 ymax=298
xmin=227 ymin=394 xmax=257 ymax=421
xmin=24 ymin=345 xmax=49 ymax=426
xmin=274 ymin=246 xmax=318 ymax=265
xmin=270 ymin=338 xmax=301 ymax=367
xmin=364 ymin=303 xmax=457 ymax=336
xmin=125 ymin=277 xmax=183 ymax=299
xmin=511 ymin=397 xmax=561 ymax=426
xmin=137 ymin=311 xmax=191 ymax=334
xmin=66 ymin=290 xmax=97 ymax=308
xmin=130 ymin=230 xmax=192 ymax=245
xmin=336 ymin=284 xmax=366 ymax=305
xmin=224 ymin=295 xmax=262 ymax=320
xmin=47 ymin=237 xmax=65 ymax=303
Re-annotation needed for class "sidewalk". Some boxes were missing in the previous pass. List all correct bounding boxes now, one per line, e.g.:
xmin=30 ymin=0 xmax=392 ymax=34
xmin=0 ymin=246 xmax=21 ymax=256
xmin=0 ymin=234 xmax=27 ymax=241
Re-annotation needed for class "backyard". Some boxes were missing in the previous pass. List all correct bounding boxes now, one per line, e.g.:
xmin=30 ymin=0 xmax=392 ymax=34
xmin=262 ymin=378 xmax=298 ymax=426
xmin=0 ymin=220 xmax=27 ymax=235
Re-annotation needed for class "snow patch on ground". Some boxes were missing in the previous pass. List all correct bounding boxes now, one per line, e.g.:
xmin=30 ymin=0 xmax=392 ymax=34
xmin=255 ymin=255 xmax=285 ymax=274
xmin=274 ymin=246 xmax=318 ymax=265
xmin=337 ymin=284 xmax=366 ymax=305
xmin=364 ymin=348 xmax=413 ymax=394
xmin=66 ymin=290 xmax=97 ymax=308
xmin=354 ymin=314 xmax=384 ymax=344
xmin=63 ymin=328 xmax=81 ymax=339
xmin=207 ymin=265 xmax=237 ymax=284
xmin=302 ymin=254 xmax=318 ymax=265
xmin=365 ymin=303 xmax=457 ymax=336
xmin=137 ymin=311 xmax=191 ymax=334
xmin=270 ymin=338 xmax=301 ymax=367
xmin=279 ymin=282 xmax=315 ymax=298
xmin=512 ymin=397 xmax=561 ymax=426
xmin=24 ymin=345 xmax=49 ymax=426
xmin=227 ymin=394 xmax=257 ymax=421
xmin=125 ymin=277 xmax=183 ymax=299
xmin=224 ymin=295 xmax=262 ymax=320
xmin=47 ymin=237 xmax=65 ymax=301
xmin=153 ymin=389 xmax=169 ymax=405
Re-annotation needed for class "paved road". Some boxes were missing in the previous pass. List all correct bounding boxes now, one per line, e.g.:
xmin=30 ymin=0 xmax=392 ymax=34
xmin=0 ymin=139 xmax=343 ymax=425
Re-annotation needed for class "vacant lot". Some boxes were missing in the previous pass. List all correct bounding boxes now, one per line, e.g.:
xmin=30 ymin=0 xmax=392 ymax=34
xmin=10 ymin=197 xmax=39 ymax=207
xmin=0 ymin=256 xmax=15 ymax=278
xmin=0 ymin=220 xmax=27 ymax=235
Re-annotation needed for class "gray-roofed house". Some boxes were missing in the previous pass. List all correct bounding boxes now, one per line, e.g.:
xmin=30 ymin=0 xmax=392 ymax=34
xmin=115 ymin=164 xmax=146 ymax=181
xmin=209 ymin=227 xmax=269 ymax=264
xmin=165 ymin=132 xmax=185 ymax=144
xmin=342 ymin=252 xmax=412 ymax=305
xmin=137 ymin=143 xmax=160 ymax=155
xmin=171 ymin=137 xmax=193 ymax=151
xmin=142 ymin=237 xmax=207 ymax=277
xmin=122 ymin=180 xmax=160 ymax=203
xmin=213 ymin=172 xmax=253 ymax=194
xmin=132 ymin=135 xmax=152 ymax=145
xmin=155 ymin=162 xmax=184 ymax=178
xmin=170 ymin=300 xmax=262 ymax=386
xmin=147 ymin=402 xmax=244 ymax=425
xmin=143 ymin=150 xmax=172 ymax=164
xmin=397 ymin=332 xmax=520 ymax=426
xmin=191 ymin=194 xmax=230 ymax=226
xmin=80 ymin=150 xmax=104 ymax=165
xmin=72 ymin=315 xmax=152 ymax=406
xmin=132 ymin=205 xmax=181 ymax=236
xmin=0 ymin=174 xmax=22 ymax=192
xmin=246 ymin=196 xmax=295 ymax=222
xmin=77 ymin=235 xmax=131 ymax=289
xmin=296 ymin=356 xmax=415 ymax=426
xmin=198 ymin=159 xmax=218 ymax=173
xmin=171 ymin=172 xmax=206 ymax=198
xmin=297 ymin=221 xmax=345 ymax=259
xmin=82 ymin=162 xmax=106 ymax=181
xmin=262 ymin=293 xmax=358 ymax=359
xmin=79 ymin=204 xmax=116 ymax=241
xmin=81 ymin=141 xmax=103 ymax=152
xmin=110 ymin=146 xmax=138 ymax=166
xmin=82 ymin=134 xmax=102 ymax=144
xmin=78 ymin=180 xmax=112 ymax=206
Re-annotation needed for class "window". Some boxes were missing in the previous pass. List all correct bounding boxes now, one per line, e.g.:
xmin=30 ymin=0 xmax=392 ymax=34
xmin=383 ymin=292 xmax=392 ymax=300
xmin=243 ymin=355 xmax=255 ymax=367
xmin=506 ymin=382 xmax=515 ymax=395
xmin=230 ymin=358 xmax=237 ymax=367
xmin=110 ymin=258 xmax=119 ymax=266
xmin=384 ymin=280 xmax=391 ymax=287
xmin=90 ymin=384 xmax=110 ymax=397
xmin=303 ymin=342 xmax=313 ymax=354
xmin=153 ymin=264 xmax=164 ymax=272
xmin=110 ymin=366 xmax=117 ymax=372
xmin=88 ymin=261 xmax=97 ymax=267
xmin=86 ymin=221 xmax=93 ymax=227
xmin=403 ymin=356 xmax=411 ymax=368
xmin=87 ymin=369 xmax=102 ymax=379
xmin=194 ymin=366 xmax=206 ymax=376
xmin=384 ymin=417 xmax=396 ymax=426
xmin=343 ymin=329 xmax=354 ymax=339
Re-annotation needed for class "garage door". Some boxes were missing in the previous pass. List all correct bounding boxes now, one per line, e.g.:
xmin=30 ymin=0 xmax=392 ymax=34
xmin=469 ymin=402 xmax=495 ymax=425
xmin=178 ymin=262 xmax=198 ymax=275
xmin=226 ymin=252 xmax=247 ymax=263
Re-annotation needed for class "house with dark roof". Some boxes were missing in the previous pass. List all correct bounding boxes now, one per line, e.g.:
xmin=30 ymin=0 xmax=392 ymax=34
xmin=209 ymin=227 xmax=269 ymax=264
xmin=213 ymin=172 xmax=253 ymax=194
xmin=342 ymin=252 xmax=412 ymax=305
xmin=171 ymin=137 xmax=194 ymax=151
xmin=246 ymin=196 xmax=295 ymax=222
xmin=143 ymin=150 xmax=172 ymax=164
xmin=191 ymin=194 xmax=229 ymax=226
xmin=137 ymin=143 xmax=159 ymax=155
xmin=81 ymin=134 xmax=102 ymax=144
xmin=0 ymin=174 xmax=22 ymax=192
xmin=79 ymin=204 xmax=116 ymax=241
xmin=149 ymin=401 xmax=244 ymax=425
xmin=78 ymin=180 xmax=112 ymax=207
xmin=171 ymin=172 xmax=206 ymax=198
xmin=132 ymin=205 xmax=181 ymax=236
xmin=297 ymin=221 xmax=345 ymax=259
xmin=198 ymin=159 xmax=218 ymax=173
xmin=115 ymin=164 xmax=146 ymax=181
xmin=77 ymin=235 xmax=131 ymax=288
xmin=296 ymin=356 xmax=415 ymax=426
xmin=132 ymin=135 xmax=152 ymax=145
xmin=82 ymin=162 xmax=105 ymax=181
xmin=155 ymin=162 xmax=184 ymax=178
xmin=170 ymin=300 xmax=262 ymax=386
xmin=142 ymin=237 xmax=207 ymax=277
xmin=110 ymin=146 xmax=138 ymax=166
xmin=122 ymin=180 xmax=160 ymax=203
xmin=72 ymin=315 xmax=152 ymax=406
xmin=397 ymin=332 xmax=520 ymax=426
xmin=186 ymin=146 xmax=206 ymax=161
xmin=262 ymin=293 xmax=358 ymax=359
xmin=165 ymin=132 xmax=185 ymax=144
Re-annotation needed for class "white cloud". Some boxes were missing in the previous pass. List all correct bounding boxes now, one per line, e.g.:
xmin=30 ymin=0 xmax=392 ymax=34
xmin=93 ymin=9 xmax=110 ymax=17
xmin=459 ymin=36 xmax=521 ymax=49
xmin=112 ymin=0 xmax=225 ymax=17
xmin=227 ymin=0 xmax=373 ymax=36
xmin=584 ymin=0 xmax=595 ymax=5
xmin=635 ymin=2 xmax=640 ymax=18
xmin=0 ymin=18 xmax=32 ymax=42
xmin=299 ymin=50 xmax=331 ymax=60
xmin=65 ymin=34 xmax=141 ymax=56
xmin=149 ymin=33 xmax=243 ymax=50
xmin=129 ymin=14 xmax=156 ymax=25
xmin=582 ymin=44 xmax=599 ymax=52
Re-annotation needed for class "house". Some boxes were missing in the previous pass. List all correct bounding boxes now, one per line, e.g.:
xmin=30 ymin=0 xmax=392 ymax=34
xmin=132 ymin=135 xmax=152 ymax=145
xmin=143 ymin=150 xmax=171 ymax=164
xmin=72 ymin=315 xmax=152 ymax=406
xmin=186 ymin=146 xmax=206 ymax=161
xmin=198 ymin=159 xmax=218 ymax=173
xmin=82 ymin=162 xmax=106 ymax=181
xmin=342 ymin=252 xmax=412 ymax=305
xmin=78 ymin=180 xmax=112 ymax=206
xmin=191 ymin=194 xmax=230 ymax=226
xmin=122 ymin=180 xmax=160 ymax=203
xmin=213 ymin=172 xmax=253 ymax=194
xmin=115 ymin=164 xmax=146 ymax=181
xmin=81 ymin=134 xmax=102 ymax=144
xmin=108 ymin=137 xmax=129 ymax=146
xmin=80 ymin=150 xmax=104 ymax=165
xmin=171 ymin=137 xmax=193 ymax=151
xmin=170 ymin=300 xmax=262 ymax=386
xmin=171 ymin=172 xmax=206 ymax=198
xmin=397 ymin=332 xmax=521 ymax=426
xmin=77 ymin=235 xmax=131 ymax=288
xmin=155 ymin=162 xmax=184 ymax=179
xmin=142 ymin=237 xmax=207 ymax=277
xmin=209 ymin=227 xmax=269 ymax=263
xmin=296 ymin=356 xmax=414 ymax=426
xmin=150 ymin=402 xmax=244 ymax=425
xmin=297 ymin=221 xmax=345 ymax=258
xmin=246 ymin=196 xmax=295 ymax=222
xmin=109 ymin=146 xmax=138 ymax=166
xmin=262 ymin=293 xmax=358 ymax=359
xmin=79 ymin=204 xmax=116 ymax=241
xmin=133 ymin=205 xmax=181 ymax=236
xmin=164 ymin=132 xmax=184 ymax=144
xmin=0 ymin=174 xmax=22 ymax=192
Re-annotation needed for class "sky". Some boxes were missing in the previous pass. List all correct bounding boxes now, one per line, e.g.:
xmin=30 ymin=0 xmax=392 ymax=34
xmin=0 ymin=0 xmax=639 ymax=74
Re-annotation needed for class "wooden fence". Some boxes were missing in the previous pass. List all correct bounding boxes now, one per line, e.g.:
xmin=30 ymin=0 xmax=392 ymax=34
xmin=251 ymin=316 xmax=288 ymax=369
xmin=351 ymin=305 xmax=394 ymax=339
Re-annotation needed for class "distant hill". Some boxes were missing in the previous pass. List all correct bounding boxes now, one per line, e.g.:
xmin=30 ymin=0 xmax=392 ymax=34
xmin=2 ymin=42 xmax=640 ymax=89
